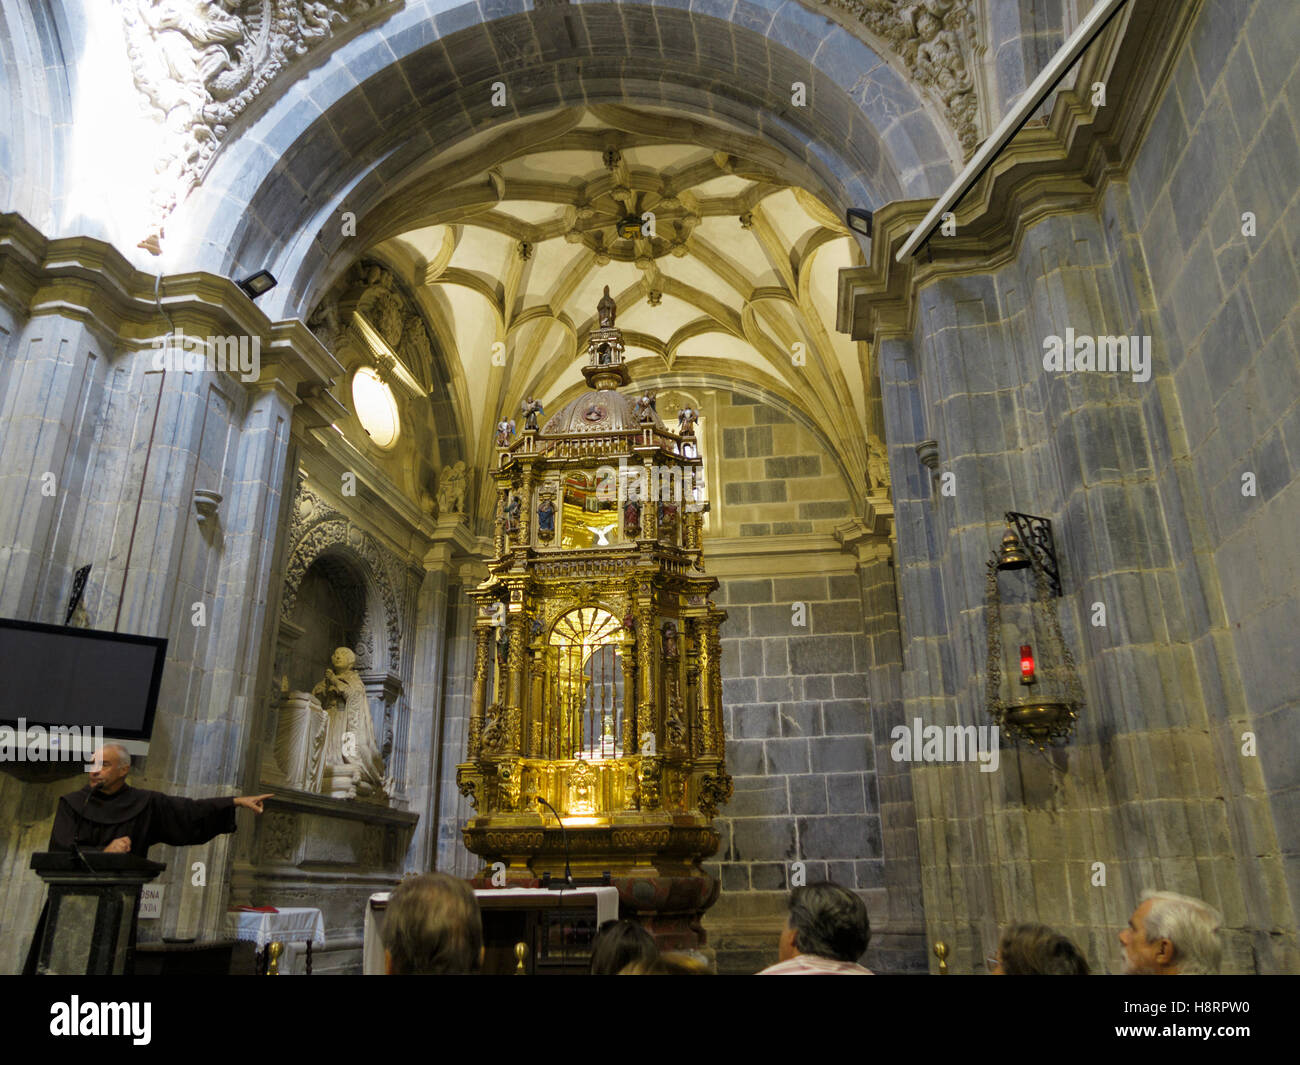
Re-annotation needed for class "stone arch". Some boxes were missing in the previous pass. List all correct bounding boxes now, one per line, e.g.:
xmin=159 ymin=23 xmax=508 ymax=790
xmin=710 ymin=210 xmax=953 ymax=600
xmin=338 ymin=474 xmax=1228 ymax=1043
xmin=281 ymin=515 xmax=405 ymax=674
xmin=166 ymin=2 xmax=960 ymax=318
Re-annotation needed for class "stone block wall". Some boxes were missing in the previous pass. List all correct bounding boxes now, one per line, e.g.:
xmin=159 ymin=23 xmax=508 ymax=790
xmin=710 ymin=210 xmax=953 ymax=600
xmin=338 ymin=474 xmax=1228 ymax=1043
xmin=708 ymin=571 xmax=881 ymax=893
xmin=1129 ymin=0 xmax=1300 ymax=928
xmin=699 ymin=547 xmax=924 ymax=973
xmin=712 ymin=391 xmax=855 ymax=536
xmin=873 ymin=0 xmax=1300 ymax=974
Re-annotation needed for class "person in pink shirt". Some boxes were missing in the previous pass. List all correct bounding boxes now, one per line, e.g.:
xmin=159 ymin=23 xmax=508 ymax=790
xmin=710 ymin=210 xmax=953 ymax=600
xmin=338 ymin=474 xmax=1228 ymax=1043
xmin=756 ymin=881 xmax=874 ymax=975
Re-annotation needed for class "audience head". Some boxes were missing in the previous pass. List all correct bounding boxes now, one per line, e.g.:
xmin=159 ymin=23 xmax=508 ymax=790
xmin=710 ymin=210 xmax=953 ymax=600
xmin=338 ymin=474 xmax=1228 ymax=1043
xmin=779 ymin=881 xmax=871 ymax=963
xmin=590 ymin=919 xmax=659 ymax=975
xmin=383 ymin=873 xmax=483 ymax=974
xmin=993 ymin=923 xmax=1090 ymax=974
xmin=1120 ymin=891 xmax=1222 ymax=975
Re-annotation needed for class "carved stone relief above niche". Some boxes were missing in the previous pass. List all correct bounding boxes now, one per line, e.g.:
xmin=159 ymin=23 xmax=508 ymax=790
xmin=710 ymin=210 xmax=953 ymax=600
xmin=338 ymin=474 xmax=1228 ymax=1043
xmin=307 ymin=260 xmax=435 ymax=394
xmin=815 ymin=0 xmax=981 ymax=154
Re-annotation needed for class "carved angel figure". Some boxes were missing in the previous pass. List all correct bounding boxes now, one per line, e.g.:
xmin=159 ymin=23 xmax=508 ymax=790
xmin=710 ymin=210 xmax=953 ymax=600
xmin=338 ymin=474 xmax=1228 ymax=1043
xmin=521 ymin=397 xmax=544 ymax=431
xmin=633 ymin=392 xmax=657 ymax=423
xmin=495 ymin=419 xmax=516 ymax=447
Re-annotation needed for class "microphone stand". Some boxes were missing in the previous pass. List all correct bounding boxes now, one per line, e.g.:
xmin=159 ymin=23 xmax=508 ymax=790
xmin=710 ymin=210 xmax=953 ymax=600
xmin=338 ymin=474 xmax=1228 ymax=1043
xmin=69 ymin=782 xmax=98 ymax=873
xmin=533 ymin=796 xmax=573 ymax=889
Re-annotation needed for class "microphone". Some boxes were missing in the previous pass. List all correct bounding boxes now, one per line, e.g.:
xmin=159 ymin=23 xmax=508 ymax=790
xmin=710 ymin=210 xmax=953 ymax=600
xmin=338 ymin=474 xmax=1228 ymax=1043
xmin=68 ymin=781 xmax=98 ymax=873
xmin=529 ymin=795 xmax=573 ymax=890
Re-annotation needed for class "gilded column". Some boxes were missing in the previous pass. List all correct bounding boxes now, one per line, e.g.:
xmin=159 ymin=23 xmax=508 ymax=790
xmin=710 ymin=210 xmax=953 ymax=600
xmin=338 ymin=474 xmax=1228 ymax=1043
xmin=469 ymin=622 xmax=492 ymax=759
xmin=623 ymin=649 xmax=639 ymax=754
xmin=519 ymin=462 xmax=535 ymax=545
xmin=704 ymin=617 xmax=724 ymax=756
xmin=636 ymin=591 xmax=655 ymax=747
xmin=507 ymin=608 xmax=527 ymax=710
xmin=493 ymin=482 xmax=508 ymax=556
xmin=642 ymin=458 xmax=658 ymax=540
xmin=685 ymin=617 xmax=705 ymax=757
xmin=529 ymin=642 xmax=545 ymax=756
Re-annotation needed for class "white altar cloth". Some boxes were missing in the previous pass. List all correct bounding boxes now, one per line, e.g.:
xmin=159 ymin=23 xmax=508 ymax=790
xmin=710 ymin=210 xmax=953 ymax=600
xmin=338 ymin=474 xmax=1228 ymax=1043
xmin=224 ymin=908 xmax=326 ymax=951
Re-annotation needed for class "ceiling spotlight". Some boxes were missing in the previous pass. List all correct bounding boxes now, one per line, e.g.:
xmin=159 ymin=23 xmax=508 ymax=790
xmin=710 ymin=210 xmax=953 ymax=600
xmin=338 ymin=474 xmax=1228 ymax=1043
xmin=236 ymin=270 xmax=277 ymax=299
xmin=846 ymin=209 xmax=873 ymax=238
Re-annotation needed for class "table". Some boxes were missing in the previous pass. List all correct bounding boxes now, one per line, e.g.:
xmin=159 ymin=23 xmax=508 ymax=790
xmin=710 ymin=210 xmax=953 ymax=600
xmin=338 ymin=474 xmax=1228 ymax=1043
xmin=364 ymin=887 xmax=619 ymax=974
xmin=224 ymin=908 xmax=325 ymax=975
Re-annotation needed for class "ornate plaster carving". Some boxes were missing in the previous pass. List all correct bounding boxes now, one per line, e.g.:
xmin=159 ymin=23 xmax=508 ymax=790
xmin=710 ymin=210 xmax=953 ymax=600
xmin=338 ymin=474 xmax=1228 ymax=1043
xmin=819 ymin=0 xmax=980 ymax=154
xmin=118 ymin=0 xmax=399 ymax=245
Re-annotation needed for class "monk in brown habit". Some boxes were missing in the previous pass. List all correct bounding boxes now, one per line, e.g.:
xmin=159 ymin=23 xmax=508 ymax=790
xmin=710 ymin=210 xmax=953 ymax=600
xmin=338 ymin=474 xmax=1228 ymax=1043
xmin=47 ymin=742 xmax=273 ymax=853
xmin=24 ymin=743 xmax=272 ymax=973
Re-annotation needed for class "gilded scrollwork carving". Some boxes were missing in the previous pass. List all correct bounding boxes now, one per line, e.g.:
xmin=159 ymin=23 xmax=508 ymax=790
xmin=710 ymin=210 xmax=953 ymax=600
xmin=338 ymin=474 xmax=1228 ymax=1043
xmin=698 ymin=772 xmax=734 ymax=819
xmin=457 ymin=771 xmax=479 ymax=811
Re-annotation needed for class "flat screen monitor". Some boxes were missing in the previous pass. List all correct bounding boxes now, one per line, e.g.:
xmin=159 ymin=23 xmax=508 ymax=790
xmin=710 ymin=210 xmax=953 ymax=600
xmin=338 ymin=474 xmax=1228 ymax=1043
xmin=0 ymin=618 xmax=166 ymax=740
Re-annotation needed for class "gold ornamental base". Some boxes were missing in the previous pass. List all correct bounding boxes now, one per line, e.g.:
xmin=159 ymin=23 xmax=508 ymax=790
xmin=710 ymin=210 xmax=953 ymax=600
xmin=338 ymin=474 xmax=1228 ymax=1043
xmin=463 ymin=815 xmax=719 ymax=881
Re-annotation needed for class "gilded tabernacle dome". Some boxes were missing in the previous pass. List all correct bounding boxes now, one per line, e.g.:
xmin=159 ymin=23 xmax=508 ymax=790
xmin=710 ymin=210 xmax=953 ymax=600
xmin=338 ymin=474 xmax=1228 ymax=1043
xmin=458 ymin=284 xmax=731 ymax=951
xmin=542 ymin=285 xmax=667 ymax=436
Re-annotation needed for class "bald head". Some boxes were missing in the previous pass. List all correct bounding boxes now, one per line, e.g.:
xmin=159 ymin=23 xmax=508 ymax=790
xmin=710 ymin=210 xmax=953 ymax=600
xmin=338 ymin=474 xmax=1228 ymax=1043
xmin=88 ymin=744 xmax=130 ymax=793
xmin=103 ymin=744 xmax=130 ymax=770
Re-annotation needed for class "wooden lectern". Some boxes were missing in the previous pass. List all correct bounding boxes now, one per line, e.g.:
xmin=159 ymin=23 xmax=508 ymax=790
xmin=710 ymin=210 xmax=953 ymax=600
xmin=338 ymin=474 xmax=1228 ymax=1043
xmin=30 ymin=852 xmax=166 ymax=975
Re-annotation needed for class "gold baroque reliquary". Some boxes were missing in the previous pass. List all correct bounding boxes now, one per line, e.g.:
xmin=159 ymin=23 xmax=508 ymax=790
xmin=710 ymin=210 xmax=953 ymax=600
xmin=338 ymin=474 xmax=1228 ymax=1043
xmin=457 ymin=286 xmax=733 ymax=879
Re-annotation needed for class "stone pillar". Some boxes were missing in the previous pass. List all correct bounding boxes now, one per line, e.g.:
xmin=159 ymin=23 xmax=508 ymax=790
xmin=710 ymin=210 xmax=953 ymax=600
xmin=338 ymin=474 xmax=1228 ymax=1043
xmin=402 ymin=537 xmax=458 ymax=871
xmin=178 ymin=321 xmax=333 ymax=946
xmin=839 ymin=516 xmax=927 ymax=973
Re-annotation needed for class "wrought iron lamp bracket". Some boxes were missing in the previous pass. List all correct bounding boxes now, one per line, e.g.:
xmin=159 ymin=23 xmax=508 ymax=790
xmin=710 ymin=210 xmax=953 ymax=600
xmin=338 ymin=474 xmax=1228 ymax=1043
xmin=1005 ymin=512 xmax=1061 ymax=597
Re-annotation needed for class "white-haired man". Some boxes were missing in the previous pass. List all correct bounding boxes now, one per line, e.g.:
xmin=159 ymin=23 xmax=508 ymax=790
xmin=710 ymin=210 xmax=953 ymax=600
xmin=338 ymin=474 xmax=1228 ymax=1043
xmin=45 ymin=744 xmax=272 ymax=854
xmin=1119 ymin=890 xmax=1223 ymax=974
xmin=24 ymin=744 xmax=271 ymax=974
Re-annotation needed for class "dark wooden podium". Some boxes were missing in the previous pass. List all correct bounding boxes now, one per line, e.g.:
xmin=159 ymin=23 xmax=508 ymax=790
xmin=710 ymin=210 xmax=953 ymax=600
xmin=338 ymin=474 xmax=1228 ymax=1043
xmin=30 ymin=852 xmax=166 ymax=975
